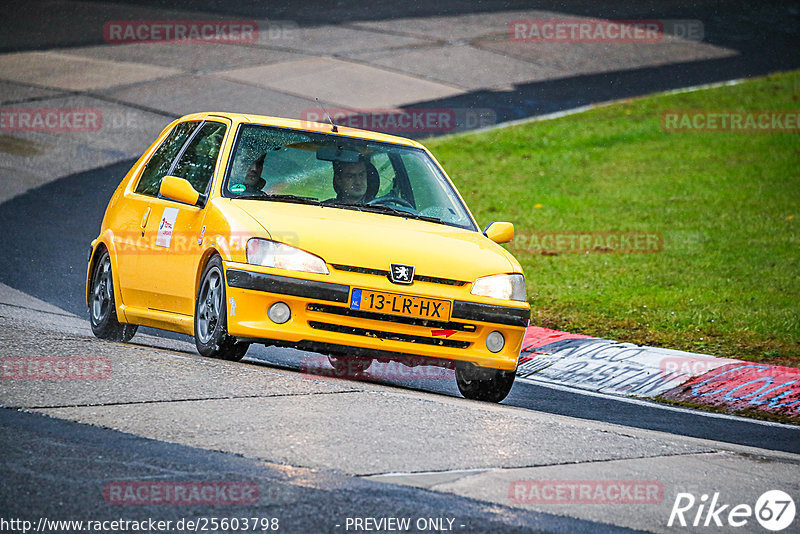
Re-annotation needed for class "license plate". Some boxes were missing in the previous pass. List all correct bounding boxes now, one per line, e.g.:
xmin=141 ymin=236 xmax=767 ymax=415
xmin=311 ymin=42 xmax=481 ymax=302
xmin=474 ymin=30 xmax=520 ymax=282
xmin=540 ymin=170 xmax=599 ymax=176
xmin=350 ymin=288 xmax=451 ymax=320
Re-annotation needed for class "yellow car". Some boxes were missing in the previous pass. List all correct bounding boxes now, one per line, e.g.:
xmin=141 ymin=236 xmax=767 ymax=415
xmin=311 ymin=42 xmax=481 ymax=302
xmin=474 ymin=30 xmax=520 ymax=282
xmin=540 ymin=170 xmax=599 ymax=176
xmin=87 ymin=112 xmax=530 ymax=402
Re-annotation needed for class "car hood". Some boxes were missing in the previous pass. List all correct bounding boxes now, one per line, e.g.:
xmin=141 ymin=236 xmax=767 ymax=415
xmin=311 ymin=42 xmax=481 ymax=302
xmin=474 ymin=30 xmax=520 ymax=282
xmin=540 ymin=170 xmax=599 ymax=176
xmin=230 ymin=200 xmax=518 ymax=281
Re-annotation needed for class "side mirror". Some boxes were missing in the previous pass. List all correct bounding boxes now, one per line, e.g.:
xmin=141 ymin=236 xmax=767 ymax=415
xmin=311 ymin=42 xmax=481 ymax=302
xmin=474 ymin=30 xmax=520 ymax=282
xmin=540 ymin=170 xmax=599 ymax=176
xmin=483 ymin=221 xmax=515 ymax=244
xmin=159 ymin=176 xmax=201 ymax=206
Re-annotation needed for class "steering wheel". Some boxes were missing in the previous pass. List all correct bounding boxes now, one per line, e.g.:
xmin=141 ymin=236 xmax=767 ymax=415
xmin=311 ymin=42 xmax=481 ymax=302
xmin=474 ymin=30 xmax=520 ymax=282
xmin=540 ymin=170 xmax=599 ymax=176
xmin=366 ymin=196 xmax=415 ymax=210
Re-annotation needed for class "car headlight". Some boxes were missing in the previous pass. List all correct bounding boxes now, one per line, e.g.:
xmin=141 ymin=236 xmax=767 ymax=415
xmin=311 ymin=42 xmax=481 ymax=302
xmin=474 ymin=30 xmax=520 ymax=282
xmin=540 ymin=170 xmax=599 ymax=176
xmin=471 ymin=273 xmax=526 ymax=301
xmin=246 ymin=238 xmax=329 ymax=275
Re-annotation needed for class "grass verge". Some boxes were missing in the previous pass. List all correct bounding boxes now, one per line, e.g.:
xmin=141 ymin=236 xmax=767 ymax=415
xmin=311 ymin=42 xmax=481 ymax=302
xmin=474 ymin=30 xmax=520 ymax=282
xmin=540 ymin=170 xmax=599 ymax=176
xmin=427 ymin=71 xmax=800 ymax=366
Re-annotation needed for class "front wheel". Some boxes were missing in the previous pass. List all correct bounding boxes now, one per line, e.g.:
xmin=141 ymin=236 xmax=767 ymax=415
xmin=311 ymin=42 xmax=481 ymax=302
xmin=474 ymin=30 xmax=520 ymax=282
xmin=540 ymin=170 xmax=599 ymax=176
xmin=89 ymin=249 xmax=137 ymax=342
xmin=455 ymin=362 xmax=515 ymax=403
xmin=194 ymin=255 xmax=249 ymax=361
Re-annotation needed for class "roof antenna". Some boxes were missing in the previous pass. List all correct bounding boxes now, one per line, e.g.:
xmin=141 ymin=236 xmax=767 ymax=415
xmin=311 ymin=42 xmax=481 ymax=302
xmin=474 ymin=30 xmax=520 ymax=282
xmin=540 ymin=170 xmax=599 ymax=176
xmin=315 ymin=98 xmax=338 ymax=132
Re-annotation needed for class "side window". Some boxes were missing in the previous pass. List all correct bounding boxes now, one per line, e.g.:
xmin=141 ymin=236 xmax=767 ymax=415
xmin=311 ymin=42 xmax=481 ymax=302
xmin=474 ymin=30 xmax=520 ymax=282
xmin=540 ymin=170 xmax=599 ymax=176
xmin=401 ymin=152 xmax=470 ymax=226
xmin=370 ymin=152 xmax=396 ymax=197
xmin=402 ymin=153 xmax=438 ymax=209
xmin=171 ymin=122 xmax=227 ymax=194
xmin=135 ymin=121 xmax=198 ymax=196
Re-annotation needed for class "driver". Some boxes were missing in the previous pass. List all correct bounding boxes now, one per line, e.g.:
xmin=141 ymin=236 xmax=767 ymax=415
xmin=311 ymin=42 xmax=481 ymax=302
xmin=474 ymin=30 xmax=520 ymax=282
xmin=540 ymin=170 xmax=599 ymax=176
xmin=236 ymin=153 xmax=266 ymax=195
xmin=332 ymin=160 xmax=369 ymax=203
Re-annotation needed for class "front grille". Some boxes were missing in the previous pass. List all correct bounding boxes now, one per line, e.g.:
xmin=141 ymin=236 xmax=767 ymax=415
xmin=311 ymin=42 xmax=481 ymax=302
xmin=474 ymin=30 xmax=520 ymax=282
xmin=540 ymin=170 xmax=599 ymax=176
xmin=308 ymin=321 xmax=470 ymax=349
xmin=307 ymin=303 xmax=476 ymax=332
xmin=330 ymin=264 xmax=466 ymax=287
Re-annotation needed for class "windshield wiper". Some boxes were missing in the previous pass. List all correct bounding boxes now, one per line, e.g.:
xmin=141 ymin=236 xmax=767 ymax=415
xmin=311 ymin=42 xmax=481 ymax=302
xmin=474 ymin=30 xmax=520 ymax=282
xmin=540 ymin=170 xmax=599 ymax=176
xmin=359 ymin=204 xmax=444 ymax=224
xmin=234 ymin=194 xmax=445 ymax=224
xmin=235 ymin=194 xmax=321 ymax=206
xmin=320 ymin=200 xmax=365 ymax=212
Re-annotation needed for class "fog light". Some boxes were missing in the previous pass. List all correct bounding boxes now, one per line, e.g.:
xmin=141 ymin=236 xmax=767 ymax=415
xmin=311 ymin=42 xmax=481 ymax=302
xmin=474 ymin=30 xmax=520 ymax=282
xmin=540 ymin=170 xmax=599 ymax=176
xmin=486 ymin=331 xmax=505 ymax=353
xmin=268 ymin=302 xmax=291 ymax=324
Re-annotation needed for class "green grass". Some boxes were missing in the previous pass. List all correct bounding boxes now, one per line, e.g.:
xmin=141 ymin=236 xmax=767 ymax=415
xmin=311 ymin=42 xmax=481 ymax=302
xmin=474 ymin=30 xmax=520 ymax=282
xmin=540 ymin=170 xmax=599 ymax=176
xmin=427 ymin=71 xmax=800 ymax=366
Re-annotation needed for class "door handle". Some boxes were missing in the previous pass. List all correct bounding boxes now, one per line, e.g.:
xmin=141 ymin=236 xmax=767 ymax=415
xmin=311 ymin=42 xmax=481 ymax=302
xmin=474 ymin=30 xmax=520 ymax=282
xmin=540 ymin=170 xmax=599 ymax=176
xmin=140 ymin=207 xmax=151 ymax=236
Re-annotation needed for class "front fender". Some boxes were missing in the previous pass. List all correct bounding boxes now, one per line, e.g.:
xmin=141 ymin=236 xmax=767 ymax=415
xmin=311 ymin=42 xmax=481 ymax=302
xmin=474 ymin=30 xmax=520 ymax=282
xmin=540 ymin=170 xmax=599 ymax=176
xmin=86 ymin=231 xmax=129 ymax=322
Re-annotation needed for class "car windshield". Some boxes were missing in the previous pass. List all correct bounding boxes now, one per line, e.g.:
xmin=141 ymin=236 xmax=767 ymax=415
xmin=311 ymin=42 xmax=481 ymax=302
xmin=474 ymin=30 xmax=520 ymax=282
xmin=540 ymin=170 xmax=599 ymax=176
xmin=223 ymin=124 xmax=477 ymax=230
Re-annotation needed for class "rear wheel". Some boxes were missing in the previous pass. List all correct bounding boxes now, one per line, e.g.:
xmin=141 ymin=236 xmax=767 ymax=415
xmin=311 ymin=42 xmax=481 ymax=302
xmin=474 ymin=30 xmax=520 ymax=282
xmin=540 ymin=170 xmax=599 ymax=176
xmin=194 ymin=255 xmax=249 ymax=361
xmin=89 ymin=249 xmax=137 ymax=342
xmin=455 ymin=362 xmax=515 ymax=403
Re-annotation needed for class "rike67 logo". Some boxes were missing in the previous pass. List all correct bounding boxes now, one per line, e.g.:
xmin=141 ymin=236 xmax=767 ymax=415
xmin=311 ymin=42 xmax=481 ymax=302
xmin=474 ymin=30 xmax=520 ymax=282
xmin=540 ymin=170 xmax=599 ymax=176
xmin=668 ymin=490 xmax=795 ymax=531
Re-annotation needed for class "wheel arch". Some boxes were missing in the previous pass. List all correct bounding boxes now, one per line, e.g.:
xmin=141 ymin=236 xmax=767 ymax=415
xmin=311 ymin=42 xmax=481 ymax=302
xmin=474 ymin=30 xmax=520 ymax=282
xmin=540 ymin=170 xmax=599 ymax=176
xmin=86 ymin=235 xmax=127 ymax=322
xmin=194 ymin=247 xmax=224 ymax=305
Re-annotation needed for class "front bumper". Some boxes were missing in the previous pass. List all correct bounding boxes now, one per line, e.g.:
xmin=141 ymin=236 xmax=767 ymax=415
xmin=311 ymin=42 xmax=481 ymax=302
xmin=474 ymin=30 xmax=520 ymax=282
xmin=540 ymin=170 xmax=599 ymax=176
xmin=223 ymin=264 xmax=529 ymax=371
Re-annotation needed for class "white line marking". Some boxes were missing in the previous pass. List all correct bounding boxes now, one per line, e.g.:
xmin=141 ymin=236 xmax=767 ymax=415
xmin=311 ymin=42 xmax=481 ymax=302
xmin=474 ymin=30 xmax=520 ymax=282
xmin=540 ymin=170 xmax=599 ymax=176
xmin=373 ymin=467 xmax=492 ymax=478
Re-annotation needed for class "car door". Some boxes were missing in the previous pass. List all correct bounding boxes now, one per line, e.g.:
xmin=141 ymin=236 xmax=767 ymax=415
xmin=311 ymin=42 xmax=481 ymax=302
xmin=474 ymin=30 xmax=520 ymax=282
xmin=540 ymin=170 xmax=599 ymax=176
xmin=139 ymin=120 xmax=229 ymax=317
xmin=114 ymin=120 xmax=199 ymax=311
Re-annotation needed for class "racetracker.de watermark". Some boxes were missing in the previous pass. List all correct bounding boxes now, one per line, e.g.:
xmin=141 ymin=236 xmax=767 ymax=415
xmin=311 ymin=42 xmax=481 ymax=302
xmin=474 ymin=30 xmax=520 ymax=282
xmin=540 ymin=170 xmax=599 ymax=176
xmin=509 ymin=19 xmax=704 ymax=43
xmin=0 ymin=108 xmax=151 ymax=133
xmin=0 ymin=108 xmax=102 ymax=133
xmin=103 ymin=481 xmax=259 ymax=505
xmin=509 ymin=480 xmax=663 ymax=504
xmin=103 ymin=20 xmax=261 ymax=44
xmin=104 ymin=230 xmax=300 ymax=256
xmin=1 ymin=357 xmax=111 ymax=380
xmin=661 ymin=110 xmax=800 ymax=133
xmin=300 ymin=108 xmax=496 ymax=135
xmin=300 ymin=355 xmax=453 ymax=381
xmin=509 ymin=231 xmax=663 ymax=255
xmin=659 ymin=357 xmax=731 ymax=379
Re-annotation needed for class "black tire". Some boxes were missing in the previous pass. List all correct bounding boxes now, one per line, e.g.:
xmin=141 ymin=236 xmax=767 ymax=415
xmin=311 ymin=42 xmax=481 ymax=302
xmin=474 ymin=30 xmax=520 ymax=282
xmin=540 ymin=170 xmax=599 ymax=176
xmin=328 ymin=355 xmax=372 ymax=377
xmin=89 ymin=249 xmax=138 ymax=342
xmin=455 ymin=362 xmax=515 ymax=403
xmin=194 ymin=255 xmax=249 ymax=361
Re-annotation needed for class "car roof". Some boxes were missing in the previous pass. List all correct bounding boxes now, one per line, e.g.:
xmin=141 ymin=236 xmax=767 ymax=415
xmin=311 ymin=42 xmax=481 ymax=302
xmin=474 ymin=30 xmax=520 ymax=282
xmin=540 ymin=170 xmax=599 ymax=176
xmin=178 ymin=112 xmax=426 ymax=149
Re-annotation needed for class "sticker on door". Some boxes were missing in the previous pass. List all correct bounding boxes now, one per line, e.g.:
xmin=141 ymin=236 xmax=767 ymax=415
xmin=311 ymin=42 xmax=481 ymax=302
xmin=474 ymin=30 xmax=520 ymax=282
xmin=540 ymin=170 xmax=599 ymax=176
xmin=155 ymin=207 xmax=179 ymax=248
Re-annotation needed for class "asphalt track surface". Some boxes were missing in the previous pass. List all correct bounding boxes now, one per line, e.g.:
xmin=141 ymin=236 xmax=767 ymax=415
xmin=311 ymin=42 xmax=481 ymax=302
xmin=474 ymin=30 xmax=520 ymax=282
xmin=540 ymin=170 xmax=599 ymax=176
xmin=3 ymin=1 xmax=800 ymax=124
xmin=0 ymin=161 xmax=797 ymax=457
xmin=3 ymin=408 xmax=635 ymax=534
